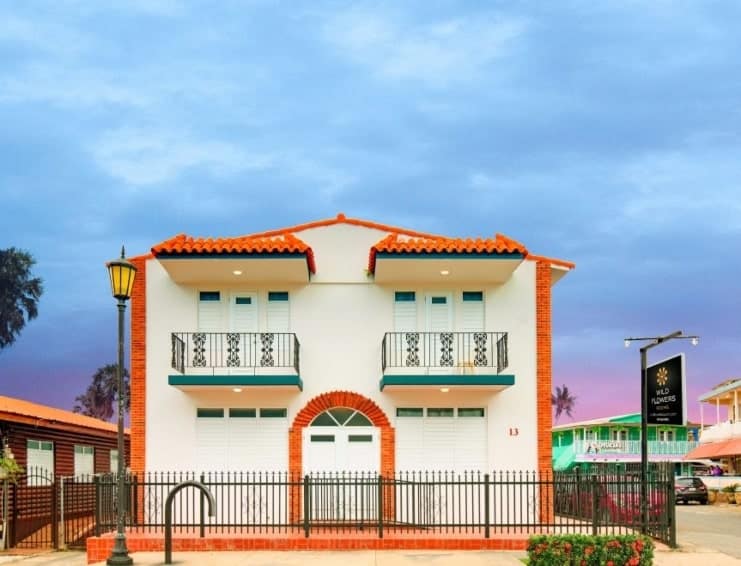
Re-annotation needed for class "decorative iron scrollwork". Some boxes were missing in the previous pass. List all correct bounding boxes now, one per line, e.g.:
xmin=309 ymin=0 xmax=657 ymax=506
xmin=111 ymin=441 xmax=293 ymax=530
xmin=226 ymin=333 xmax=241 ymax=367
xmin=260 ymin=333 xmax=275 ymax=367
xmin=473 ymin=332 xmax=488 ymax=366
xmin=405 ymin=332 xmax=420 ymax=366
xmin=192 ymin=333 xmax=207 ymax=367
xmin=439 ymin=332 xmax=454 ymax=366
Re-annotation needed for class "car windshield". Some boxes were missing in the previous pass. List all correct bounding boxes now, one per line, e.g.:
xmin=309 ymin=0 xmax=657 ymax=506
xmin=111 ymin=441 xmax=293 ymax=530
xmin=676 ymin=478 xmax=703 ymax=487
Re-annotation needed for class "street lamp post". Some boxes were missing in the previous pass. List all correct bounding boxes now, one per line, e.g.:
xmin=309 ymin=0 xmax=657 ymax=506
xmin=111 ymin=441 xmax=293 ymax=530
xmin=624 ymin=330 xmax=698 ymax=535
xmin=106 ymin=247 xmax=137 ymax=566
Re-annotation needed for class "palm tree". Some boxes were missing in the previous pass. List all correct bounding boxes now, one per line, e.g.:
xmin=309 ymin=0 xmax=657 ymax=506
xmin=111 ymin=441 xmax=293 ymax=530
xmin=73 ymin=364 xmax=129 ymax=421
xmin=0 ymin=248 xmax=43 ymax=349
xmin=552 ymin=384 xmax=576 ymax=422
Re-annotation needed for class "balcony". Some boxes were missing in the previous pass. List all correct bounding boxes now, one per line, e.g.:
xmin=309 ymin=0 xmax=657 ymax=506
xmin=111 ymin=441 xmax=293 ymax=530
xmin=572 ymin=440 xmax=698 ymax=462
xmin=379 ymin=332 xmax=514 ymax=391
xmin=169 ymin=332 xmax=302 ymax=390
xmin=699 ymin=421 xmax=741 ymax=443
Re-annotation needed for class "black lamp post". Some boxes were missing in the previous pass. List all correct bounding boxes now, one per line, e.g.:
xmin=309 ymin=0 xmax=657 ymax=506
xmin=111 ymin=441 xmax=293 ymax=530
xmin=624 ymin=330 xmax=698 ymax=535
xmin=106 ymin=246 xmax=137 ymax=566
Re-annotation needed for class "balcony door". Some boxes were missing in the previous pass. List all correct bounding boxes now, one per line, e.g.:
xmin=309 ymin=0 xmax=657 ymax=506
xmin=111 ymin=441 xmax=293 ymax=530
xmin=425 ymin=293 xmax=452 ymax=332
xmin=230 ymin=293 xmax=258 ymax=332
xmin=426 ymin=293 xmax=453 ymax=368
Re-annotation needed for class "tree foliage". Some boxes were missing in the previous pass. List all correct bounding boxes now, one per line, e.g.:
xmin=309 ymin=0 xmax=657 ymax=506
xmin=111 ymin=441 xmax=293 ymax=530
xmin=0 ymin=248 xmax=43 ymax=350
xmin=73 ymin=364 xmax=130 ymax=421
xmin=552 ymin=384 xmax=576 ymax=422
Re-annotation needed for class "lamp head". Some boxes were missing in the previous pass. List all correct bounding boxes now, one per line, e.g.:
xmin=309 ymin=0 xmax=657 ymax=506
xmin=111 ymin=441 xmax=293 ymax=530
xmin=624 ymin=339 xmax=630 ymax=348
xmin=106 ymin=246 xmax=137 ymax=301
xmin=691 ymin=336 xmax=699 ymax=346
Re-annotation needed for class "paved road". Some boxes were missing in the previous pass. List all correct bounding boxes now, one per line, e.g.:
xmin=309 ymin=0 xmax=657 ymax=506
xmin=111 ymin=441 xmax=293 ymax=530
xmin=676 ymin=503 xmax=741 ymax=559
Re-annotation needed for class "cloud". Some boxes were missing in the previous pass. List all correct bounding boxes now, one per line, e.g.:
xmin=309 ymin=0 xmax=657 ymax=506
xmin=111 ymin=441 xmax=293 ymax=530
xmin=321 ymin=8 xmax=527 ymax=86
xmin=0 ymin=64 xmax=151 ymax=107
xmin=0 ymin=13 xmax=88 ymax=55
xmin=90 ymin=127 xmax=274 ymax=186
xmin=613 ymin=136 xmax=741 ymax=234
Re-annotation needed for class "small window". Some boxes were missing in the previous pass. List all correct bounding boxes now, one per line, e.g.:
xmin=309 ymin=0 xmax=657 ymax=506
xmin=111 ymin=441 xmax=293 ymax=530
xmin=110 ymin=449 xmax=119 ymax=473
xmin=348 ymin=435 xmax=373 ymax=443
xmin=229 ymin=408 xmax=256 ymax=418
xmin=462 ymin=292 xmax=483 ymax=302
xmin=430 ymin=296 xmax=447 ymax=305
xmin=197 ymin=408 xmax=225 ymax=418
xmin=74 ymin=445 xmax=94 ymax=481
xmin=199 ymin=291 xmax=221 ymax=302
xmin=397 ymin=408 xmax=424 ymax=417
xmin=235 ymin=297 xmax=252 ymax=305
xmin=27 ymin=439 xmax=54 ymax=486
xmin=268 ymin=292 xmax=289 ymax=302
xmin=611 ymin=429 xmax=628 ymax=441
xmin=458 ymin=408 xmax=485 ymax=417
xmin=311 ymin=435 xmax=335 ymax=443
xmin=395 ymin=291 xmax=415 ymax=302
xmin=260 ymin=408 xmax=287 ymax=418
xmin=427 ymin=408 xmax=454 ymax=417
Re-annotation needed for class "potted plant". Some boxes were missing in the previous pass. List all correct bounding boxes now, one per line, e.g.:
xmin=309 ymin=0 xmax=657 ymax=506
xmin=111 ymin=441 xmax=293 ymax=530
xmin=733 ymin=484 xmax=741 ymax=505
xmin=720 ymin=484 xmax=737 ymax=504
xmin=708 ymin=488 xmax=718 ymax=504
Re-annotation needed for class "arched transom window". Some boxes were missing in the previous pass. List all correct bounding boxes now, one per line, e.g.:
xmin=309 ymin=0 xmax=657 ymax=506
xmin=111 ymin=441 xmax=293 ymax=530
xmin=309 ymin=407 xmax=372 ymax=427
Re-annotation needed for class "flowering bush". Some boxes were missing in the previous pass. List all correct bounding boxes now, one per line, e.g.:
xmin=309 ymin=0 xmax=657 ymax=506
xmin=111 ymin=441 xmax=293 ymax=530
xmin=527 ymin=534 xmax=654 ymax=565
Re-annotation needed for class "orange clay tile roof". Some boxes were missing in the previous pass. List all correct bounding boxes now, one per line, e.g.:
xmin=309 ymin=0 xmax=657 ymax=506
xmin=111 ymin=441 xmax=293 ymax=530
xmin=151 ymin=233 xmax=316 ymax=273
xmin=368 ymin=232 xmax=529 ymax=273
xmin=245 ymin=212 xmax=447 ymax=240
xmin=0 ymin=395 xmax=127 ymax=434
xmin=149 ymin=213 xmax=573 ymax=276
xmin=526 ymin=254 xmax=576 ymax=270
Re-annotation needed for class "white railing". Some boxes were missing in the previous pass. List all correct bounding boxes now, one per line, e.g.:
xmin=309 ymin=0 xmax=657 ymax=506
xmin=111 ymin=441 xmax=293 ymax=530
xmin=699 ymin=421 xmax=741 ymax=443
xmin=573 ymin=439 xmax=698 ymax=456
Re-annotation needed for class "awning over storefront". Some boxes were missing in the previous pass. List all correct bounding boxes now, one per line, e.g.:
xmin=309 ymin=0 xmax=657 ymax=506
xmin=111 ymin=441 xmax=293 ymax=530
xmin=684 ymin=438 xmax=741 ymax=459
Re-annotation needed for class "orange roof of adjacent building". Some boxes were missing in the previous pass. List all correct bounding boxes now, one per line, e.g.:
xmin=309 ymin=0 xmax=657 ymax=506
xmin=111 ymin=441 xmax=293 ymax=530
xmin=150 ymin=213 xmax=573 ymax=275
xmin=0 ymin=395 xmax=127 ymax=434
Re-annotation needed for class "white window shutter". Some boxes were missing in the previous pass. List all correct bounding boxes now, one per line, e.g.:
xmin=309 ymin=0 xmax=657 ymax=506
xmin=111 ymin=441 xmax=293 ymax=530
xmin=394 ymin=292 xmax=417 ymax=331
xmin=267 ymin=292 xmax=290 ymax=332
xmin=198 ymin=292 xmax=223 ymax=331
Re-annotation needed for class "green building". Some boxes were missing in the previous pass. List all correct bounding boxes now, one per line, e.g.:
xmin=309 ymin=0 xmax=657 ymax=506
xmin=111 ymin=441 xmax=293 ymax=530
xmin=552 ymin=413 xmax=701 ymax=475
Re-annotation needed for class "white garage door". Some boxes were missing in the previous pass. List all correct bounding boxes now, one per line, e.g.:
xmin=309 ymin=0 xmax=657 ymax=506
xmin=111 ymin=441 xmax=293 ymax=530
xmin=195 ymin=407 xmax=287 ymax=472
xmin=395 ymin=407 xmax=487 ymax=473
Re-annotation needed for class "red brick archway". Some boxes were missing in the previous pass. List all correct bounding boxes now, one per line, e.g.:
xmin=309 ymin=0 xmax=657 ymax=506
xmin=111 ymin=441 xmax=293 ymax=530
xmin=289 ymin=390 xmax=395 ymax=478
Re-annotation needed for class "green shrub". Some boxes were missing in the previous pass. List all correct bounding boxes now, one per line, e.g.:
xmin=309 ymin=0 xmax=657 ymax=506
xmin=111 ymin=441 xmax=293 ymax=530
xmin=527 ymin=534 xmax=654 ymax=566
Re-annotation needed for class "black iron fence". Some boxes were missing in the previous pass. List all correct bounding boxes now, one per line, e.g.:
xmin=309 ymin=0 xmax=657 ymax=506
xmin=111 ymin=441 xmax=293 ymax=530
xmin=382 ymin=332 xmax=509 ymax=373
xmin=171 ymin=332 xmax=300 ymax=374
xmin=95 ymin=467 xmax=675 ymax=546
xmin=1 ymin=469 xmax=100 ymax=550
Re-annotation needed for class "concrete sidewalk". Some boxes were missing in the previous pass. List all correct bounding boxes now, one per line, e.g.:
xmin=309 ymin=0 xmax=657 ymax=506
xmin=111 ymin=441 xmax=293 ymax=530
xmin=0 ymin=547 xmax=739 ymax=565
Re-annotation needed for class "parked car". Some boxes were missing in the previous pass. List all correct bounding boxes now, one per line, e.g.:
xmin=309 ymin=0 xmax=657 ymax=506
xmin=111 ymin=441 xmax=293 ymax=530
xmin=675 ymin=476 xmax=708 ymax=505
xmin=557 ymin=480 xmax=667 ymax=524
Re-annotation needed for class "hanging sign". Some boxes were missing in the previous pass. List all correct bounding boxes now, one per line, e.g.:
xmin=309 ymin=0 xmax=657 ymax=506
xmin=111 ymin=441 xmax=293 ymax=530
xmin=647 ymin=353 xmax=686 ymax=426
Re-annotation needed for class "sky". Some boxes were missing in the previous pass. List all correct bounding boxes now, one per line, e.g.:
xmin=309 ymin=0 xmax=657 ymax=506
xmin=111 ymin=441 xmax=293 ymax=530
xmin=1 ymin=1 xmax=740 ymax=425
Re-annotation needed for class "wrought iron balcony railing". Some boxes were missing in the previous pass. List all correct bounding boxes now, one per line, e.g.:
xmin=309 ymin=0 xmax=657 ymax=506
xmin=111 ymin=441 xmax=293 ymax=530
xmin=171 ymin=332 xmax=300 ymax=374
xmin=382 ymin=332 xmax=508 ymax=373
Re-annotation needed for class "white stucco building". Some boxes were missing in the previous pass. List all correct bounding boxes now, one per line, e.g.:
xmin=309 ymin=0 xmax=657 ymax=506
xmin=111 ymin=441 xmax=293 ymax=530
xmin=127 ymin=214 xmax=573 ymax=477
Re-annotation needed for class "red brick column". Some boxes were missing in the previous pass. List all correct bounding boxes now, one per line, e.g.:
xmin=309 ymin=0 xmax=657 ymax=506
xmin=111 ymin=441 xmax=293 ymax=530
xmin=129 ymin=254 xmax=149 ymax=523
xmin=535 ymin=260 xmax=554 ymax=522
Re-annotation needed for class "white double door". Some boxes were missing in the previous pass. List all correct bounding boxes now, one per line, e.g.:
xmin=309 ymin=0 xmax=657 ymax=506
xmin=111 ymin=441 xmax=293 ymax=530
xmin=303 ymin=426 xmax=379 ymax=521
xmin=303 ymin=426 xmax=379 ymax=473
